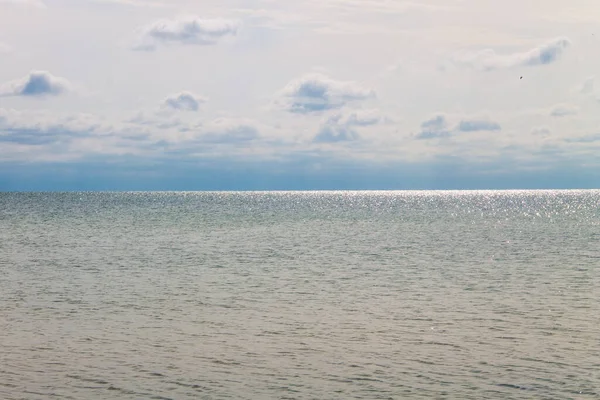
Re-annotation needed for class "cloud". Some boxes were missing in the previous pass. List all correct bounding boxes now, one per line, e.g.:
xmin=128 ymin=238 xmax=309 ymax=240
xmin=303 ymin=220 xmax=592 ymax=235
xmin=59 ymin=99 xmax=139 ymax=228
xmin=127 ymin=110 xmax=183 ymax=130
xmin=416 ymin=114 xmax=450 ymax=139
xmin=162 ymin=91 xmax=206 ymax=112
xmin=314 ymin=110 xmax=382 ymax=143
xmin=416 ymin=114 xmax=501 ymax=139
xmin=580 ymin=76 xmax=594 ymax=94
xmin=0 ymin=106 xmax=263 ymax=160
xmin=550 ymin=104 xmax=578 ymax=117
xmin=449 ymin=37 xmax=571 ymax=71
xmin=0 ymin=42 xmax=11 ymax=53
xmin=0 ymin=109 xmax=160 ymax=162
xmin=0 ymin=71 xmax=71 ymax=97
xmin=200 ymin=119 xmax=259 ymax=144
xmin=344 ymin=110 xmax=383 ymax=126
xmin=0 ymin=0 xmax=45 ymax=7
xmin=314 ymin=116 xmax=359 ymax=143
xmin=457 ymin=118 xmax=501 ymax=132
xmin=564 ymin=134 xmax=600 ymax=143
xmin=133 ymin=17 xmax=239 ymax=51
xmin=278 ymin=74 xmax=375 ymax=114
xmin=0 ymin=109 xmax=104 ymax=146
xmin=531 ymin=127 xmax=551 ymax=137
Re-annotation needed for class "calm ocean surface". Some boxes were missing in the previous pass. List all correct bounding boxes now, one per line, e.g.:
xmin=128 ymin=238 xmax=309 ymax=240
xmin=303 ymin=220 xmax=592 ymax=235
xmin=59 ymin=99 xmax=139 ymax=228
xmin=1 ymin=190 xmax=599 ymax=399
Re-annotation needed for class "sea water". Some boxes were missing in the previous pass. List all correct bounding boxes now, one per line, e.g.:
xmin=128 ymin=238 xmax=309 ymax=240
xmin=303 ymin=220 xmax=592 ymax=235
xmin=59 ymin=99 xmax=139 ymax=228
xmin=1 ymin=191 xmax=599 ymax=399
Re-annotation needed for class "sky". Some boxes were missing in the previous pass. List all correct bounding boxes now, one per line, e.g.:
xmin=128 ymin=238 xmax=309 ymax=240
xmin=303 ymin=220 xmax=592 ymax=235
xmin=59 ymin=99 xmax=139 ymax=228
xmin=1 ymin=0 xmax=600 ymax=190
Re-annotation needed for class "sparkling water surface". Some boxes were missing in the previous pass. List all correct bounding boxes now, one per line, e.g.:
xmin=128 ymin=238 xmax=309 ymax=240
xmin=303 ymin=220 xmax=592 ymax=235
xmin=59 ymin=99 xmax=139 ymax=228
xmin=1 ymin=190 xmax=599 ymax=399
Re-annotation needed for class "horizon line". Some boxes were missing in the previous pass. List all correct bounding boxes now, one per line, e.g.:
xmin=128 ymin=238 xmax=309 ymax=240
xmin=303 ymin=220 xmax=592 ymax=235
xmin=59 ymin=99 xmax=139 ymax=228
xmin=2 ymin=188 xmax=599 ymax=193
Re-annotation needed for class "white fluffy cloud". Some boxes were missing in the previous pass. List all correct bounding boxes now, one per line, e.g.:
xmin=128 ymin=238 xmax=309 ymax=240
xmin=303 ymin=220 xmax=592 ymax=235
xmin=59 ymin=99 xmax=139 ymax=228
xmin=0 ymin=71 xmax=71 ymax=97
xmin=162 ymin=91 xmax=206 ymax=112
xmin=457 ymin=118 xmax=501 ymax=132
xmin=416 ymin=114 xmax=501 ymax=139
xmin=0 ymin=108 xmax=118 ymax=149
xmin=580 ymin=76 xmax=594 ymax=94
xmin=550 ymin=104 xmax=578 ymax=117
xmin=314 ymin=109 xmax=382 ymax=143
xmin=133 ymin=17 xmax=239 ymax=51
xmin=531 ymin=127 xmax=551 ymax=136
xmin=449 ymin=37 xmax=571 ymax=71
xmin=200 ymin=118 xmax=260 ymax=144
xmin=278 ymin=74 xmax=375 ymax=114
xmin=564 ymin=133 xmax=600 ymax=143
xmin=0 ymin=106 xmax=264 ymax=159
xmin=416 ymin=115 xmax=450 ymax=139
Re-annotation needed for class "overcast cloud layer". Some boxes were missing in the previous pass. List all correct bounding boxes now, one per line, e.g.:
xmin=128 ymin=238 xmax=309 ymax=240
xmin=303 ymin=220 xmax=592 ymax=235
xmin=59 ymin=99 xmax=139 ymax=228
xmin=1 ymin=0 xmax=600 ymax=190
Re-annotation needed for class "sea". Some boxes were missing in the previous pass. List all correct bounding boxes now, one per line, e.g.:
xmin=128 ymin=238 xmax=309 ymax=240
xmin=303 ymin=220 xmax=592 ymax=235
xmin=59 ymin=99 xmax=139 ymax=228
xmin=0 ymin=190 xmax=599 ymax=399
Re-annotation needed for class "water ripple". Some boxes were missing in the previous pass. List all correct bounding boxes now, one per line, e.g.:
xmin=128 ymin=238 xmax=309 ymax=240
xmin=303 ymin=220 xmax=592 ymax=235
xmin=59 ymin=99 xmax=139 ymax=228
xmin=0 ymin=190 xmax=599 ymax=399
